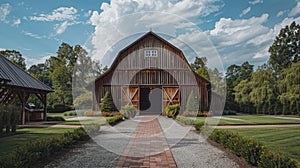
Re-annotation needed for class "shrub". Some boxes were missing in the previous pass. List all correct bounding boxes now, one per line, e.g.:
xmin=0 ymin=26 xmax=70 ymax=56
xmin=106 ymin=115 xmax=123 ymax=125
xmin=85 ymin=111 xmax=102 ymax=116
xmin=0 ymin=104 xmax=20 ymax=134
xmin=46 ymin=116 xmax=65 ymax=121
xmin=258 ymin=150 xmax=298 ymax=168
xmin=49 ymin=104 xmax=73 ymax=113
xmin=102 ymin=112 xmax=111 ymax=117
xmin=164 ymin=104 xmax=180 ymax=118
xmin=100 ymin=91 xmax=117 ymax=112
xmin=0 ymin=128 xmax=89 ymax=168
xmin=84 ymin=124 xmax=101 ymax=135
xmin=194 ymin=121 xmax=205 ymax=131
xmin=8 ymin=105 xmax=20 ymax=132
xmin=176 ymin=115 xmax=195 ymax=125
xmin=120 ymin=105 xmax=136 ymax=119
xmin=182 ymin=111 xmax=198 ymax=117
xmin=112 ymin=112 xmax=122 ymax=116
xmin=207 ymin=129 xmax=299 ymax=167
xmin=222 ymin=110 xmax=237 ymax=115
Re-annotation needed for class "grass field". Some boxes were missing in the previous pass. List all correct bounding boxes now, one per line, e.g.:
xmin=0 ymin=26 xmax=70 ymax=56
xmin=229 ymin=127 xmax=300 ymax=162
xmin=47 ymin=111 xmax=77 ymax=119
xmin=193 ymin=115 xmax=300 ymax=125
xmin=0 ymin=127 xmax=75 ymax=157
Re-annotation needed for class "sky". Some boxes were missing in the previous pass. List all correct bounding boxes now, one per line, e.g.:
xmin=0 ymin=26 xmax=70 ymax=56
xmin=1 ymin=0 xmax=300 ymax=70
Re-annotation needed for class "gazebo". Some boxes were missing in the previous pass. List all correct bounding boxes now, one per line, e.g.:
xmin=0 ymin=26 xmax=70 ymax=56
xmin=0 ymin=54 xmax=54 ymax=124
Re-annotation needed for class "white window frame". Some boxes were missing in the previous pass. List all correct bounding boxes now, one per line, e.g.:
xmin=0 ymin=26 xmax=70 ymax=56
xmin=145 ymin=49 xmax=157 ymax=57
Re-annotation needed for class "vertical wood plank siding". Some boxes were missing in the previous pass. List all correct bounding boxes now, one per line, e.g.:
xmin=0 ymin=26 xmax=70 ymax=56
xmin=94 ymin=32 xmax=211 ymax=112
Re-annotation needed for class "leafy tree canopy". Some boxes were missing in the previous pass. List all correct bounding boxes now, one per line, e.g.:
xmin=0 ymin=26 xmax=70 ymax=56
xmin=0 ymin=50 xmax=26 ymax=70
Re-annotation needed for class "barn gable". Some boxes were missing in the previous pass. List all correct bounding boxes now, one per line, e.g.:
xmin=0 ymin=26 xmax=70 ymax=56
xmin=93 ymin=31 xmax=210 ymax=114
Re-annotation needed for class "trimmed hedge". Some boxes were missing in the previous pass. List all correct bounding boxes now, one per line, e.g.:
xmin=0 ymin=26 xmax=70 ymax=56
xmin=106 ymin=115 xmax=123 ymax=125
xmin=120 ymin=105 xmax=136 ymax=119
xmin=0 ymin=128 xmax=89 ymax=168
xmin=176 ymin=115 xmax=194 ymax=125
xmin=48 ymin=104 xmax=73 ymax=113
xmin=207 ymin=129 xmax=298 ymax=167
xmin=164 ymin=104 xmax=180 ymax=118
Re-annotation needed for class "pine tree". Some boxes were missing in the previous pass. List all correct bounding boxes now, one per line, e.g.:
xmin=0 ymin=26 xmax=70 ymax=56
xmin=100 ymin=91 xmax=117 ymax=112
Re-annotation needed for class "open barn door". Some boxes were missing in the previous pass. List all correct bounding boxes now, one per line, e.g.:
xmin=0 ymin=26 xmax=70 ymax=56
xmin=121 ymin=86 xmax=139 ymax=113
xmin=162 ymin=86 xmax=180 ymax=113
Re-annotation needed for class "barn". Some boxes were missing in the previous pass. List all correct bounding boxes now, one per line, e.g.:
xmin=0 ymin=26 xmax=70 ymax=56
xmin=93 ymin=31 xmax=211 ymax=115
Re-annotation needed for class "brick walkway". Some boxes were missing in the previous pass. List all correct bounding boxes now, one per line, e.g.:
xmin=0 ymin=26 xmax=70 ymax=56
xmin=117 ymin=116 xmax=177 ymax=168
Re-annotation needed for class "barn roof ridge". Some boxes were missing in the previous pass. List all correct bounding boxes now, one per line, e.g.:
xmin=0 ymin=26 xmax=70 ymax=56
xmin=0 ymin=54 xmax=54 ymax=92
xmin=94 ymin=31 xmax=211 ymax=83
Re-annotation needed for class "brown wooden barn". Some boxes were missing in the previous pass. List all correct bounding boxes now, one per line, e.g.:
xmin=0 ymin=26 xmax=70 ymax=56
xmin=93 ymin=31 xmax=211 ymax=115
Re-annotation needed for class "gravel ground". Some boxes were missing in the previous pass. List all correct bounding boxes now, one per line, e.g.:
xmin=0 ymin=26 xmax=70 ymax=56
xmin=44 ymin=116 xmax=240 ymax=168
xmin=44 ymin=139 xmax=120 ymax=168
xmin=170 ymin=131 xmax=240 ymax=168
xmin=158 ymin=117 xmax=240 ymax=168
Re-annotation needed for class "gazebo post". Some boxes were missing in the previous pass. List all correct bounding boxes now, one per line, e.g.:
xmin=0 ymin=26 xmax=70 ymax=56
xmin=36 ymin=93 xmax=47 ymax=121
xmin=18 ymin=92 xmax=26 ymax=125
xmin=43 ymin=94 xmax=47 ymax=121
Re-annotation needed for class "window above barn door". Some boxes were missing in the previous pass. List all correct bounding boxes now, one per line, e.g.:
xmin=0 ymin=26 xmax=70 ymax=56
xmin=145 ymin=49 xmax=157 ymax=57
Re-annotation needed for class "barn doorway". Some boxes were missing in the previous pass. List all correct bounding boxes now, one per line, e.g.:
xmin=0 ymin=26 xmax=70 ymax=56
xmin=140 ymin=87 xmax=162 ymax=115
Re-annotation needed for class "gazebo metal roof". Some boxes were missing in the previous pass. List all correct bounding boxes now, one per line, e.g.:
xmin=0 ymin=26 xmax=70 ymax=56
xmin=0 ymin=54 xmax=54 ymax=92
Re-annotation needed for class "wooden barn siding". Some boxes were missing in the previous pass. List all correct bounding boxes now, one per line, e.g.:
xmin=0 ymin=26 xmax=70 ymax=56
xmin=94 ymin=35 xmax=210 ymax=111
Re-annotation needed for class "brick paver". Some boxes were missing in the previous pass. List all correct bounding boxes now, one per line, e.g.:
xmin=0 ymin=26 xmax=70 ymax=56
xmin=117 ymin=116 xmax=177 ymax=168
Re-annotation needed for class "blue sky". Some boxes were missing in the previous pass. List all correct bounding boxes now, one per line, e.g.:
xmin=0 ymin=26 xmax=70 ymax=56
xmin=0 ymin=0 xmax=300 ymax=70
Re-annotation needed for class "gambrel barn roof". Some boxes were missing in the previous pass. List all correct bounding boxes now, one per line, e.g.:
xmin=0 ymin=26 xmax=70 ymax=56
xmin=0 ymin=54 xmax=54 ymax=92
xmin=95 ymin=31 xmax=210 ymax=84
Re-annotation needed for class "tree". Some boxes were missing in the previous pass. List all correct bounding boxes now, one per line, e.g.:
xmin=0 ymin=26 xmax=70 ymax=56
xmin=28 ymin=63 xmax=52 ymax=87
xmin=0 ymin=50 xmax=26 ymax=70
xmin=278 ymin=60 xmax=300 ymax=115
xmin=100 ymin=91 xmax=117 ymax=112
xmin=233 ymin=79 xmax=252 ymax=113
xmin=225 ymin=61 xmax=254 ymax=112
xmin=191 ymin=57 xmax=209 ymax=80
xmin=249 ymin=69 xmax=277 ymax=114
xmin=269 ymin=21 xmax=300 ymax=75
xmin=209 ymin=68 xmax=226 ymax=95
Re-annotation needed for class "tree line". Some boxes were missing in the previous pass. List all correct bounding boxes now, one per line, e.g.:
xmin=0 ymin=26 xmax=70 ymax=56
xmin=0 ymin=43 xmax=107 ymax=112
xmin=1 ymin=21 xmax=299 ymax=114
xmin=192 ymin=21 xmax=299 ymax=115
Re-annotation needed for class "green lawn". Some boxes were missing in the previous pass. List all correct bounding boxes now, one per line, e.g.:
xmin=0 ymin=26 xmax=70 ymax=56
xmin=47 ymin=111 xmax=76 ymax=119
xmin=229 ymin=127 xmax=300 ymax=162
xmin=198 ymin=115 xmax=300 ymax=125
xmin=60 ymin=117 xmax=113 ymax=125
xmin=0 ymin=127 xmax=75 ymax=157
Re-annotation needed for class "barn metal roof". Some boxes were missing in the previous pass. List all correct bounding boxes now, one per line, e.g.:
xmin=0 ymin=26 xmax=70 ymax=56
xmin=0 ymin=54 xmax=54 ymax=92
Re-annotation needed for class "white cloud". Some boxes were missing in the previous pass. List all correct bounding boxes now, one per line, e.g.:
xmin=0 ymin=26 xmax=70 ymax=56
xmin=84 ymin=10 xmax=92 ymax=17
xmin=240 ymin=7 xmax=251 ymax=17
xmin=55 ymin=21 xmax=69 ymax=34
xmin=0 ymin=48 xmax=6 ymax=51
xmin=207 ymin=13 xmax=300 ymax=66
xmin=0 ymin=3 xmax=11 ymax=22
xmin=276 ymin=11 xmax=284 ymax=17
xmin=30 ymin=7 xmax=77 ymax=21
xmin=25 ymin=55 xmax=52 ymax=68
xmin=249 ymin=0 xmax=263 ymax=5
xmin=22 ymin=31 xmax=46 ymax=39
xmin=13 ymin=18 xmax=21 ymax=26
xmin=89 ymin=0 xmax=223 ymax=63
xmin=289 ymin=2 xmax=300 ymax=17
